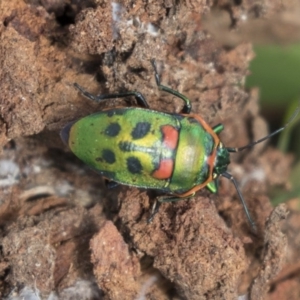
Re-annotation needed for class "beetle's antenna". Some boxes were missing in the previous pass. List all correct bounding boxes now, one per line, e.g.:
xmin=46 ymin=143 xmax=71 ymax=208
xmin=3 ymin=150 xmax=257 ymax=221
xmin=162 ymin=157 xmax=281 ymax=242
xmin=226 ymin=104 xmax=300 ymax=153
xmin=221 ymin=172 xmax=256 ymax=231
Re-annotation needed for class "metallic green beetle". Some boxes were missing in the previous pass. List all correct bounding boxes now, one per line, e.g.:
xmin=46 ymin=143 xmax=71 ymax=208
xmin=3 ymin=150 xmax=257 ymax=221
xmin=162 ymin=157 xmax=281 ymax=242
xmin=61 ymin=60 xmax=299 ymax=229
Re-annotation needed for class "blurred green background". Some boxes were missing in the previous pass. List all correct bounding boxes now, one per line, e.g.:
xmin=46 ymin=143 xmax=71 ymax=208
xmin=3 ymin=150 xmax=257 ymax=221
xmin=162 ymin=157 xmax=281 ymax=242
xmin=246 ymin=44 xmax=300 ymax=206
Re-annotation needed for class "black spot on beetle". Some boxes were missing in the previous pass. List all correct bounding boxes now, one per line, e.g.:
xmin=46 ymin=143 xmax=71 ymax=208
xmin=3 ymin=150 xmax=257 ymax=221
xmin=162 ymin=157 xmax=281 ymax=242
xmin=127 ymin=157 xmax=142 ymax=174
xmin=131 ymin=122 xmax=151 ymax=139
xmin=105 ymin=123 xmax=121 ymax=137
xmin=119 ymin=141 xmax=131 ymax=152
xmin=102 ymin=149 xmax=116 ymax=164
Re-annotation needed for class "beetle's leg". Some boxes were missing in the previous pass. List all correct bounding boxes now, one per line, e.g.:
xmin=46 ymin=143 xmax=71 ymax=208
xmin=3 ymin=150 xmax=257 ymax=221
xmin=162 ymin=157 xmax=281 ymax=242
xmin=221 ymin=172 xmax=256 ymax=232
xmin=74 ymin=83 xmax=150 ymax=108
xmin=212 ymin=123 xmax=224 ymax=134
xmin=105 ymin=179 xmax=119 ymax=189
xmin=151 ymin=59 xmax=192 ymax=114
xmin=158 ymin=193 xmax=195 ymax=203
xmin=147 ymin=193 xmax=195 ymax=223
xmin=147 ymin=199 xmax=161 ymax=223
xmin=206 ymin=180 xmax=218 ymax=193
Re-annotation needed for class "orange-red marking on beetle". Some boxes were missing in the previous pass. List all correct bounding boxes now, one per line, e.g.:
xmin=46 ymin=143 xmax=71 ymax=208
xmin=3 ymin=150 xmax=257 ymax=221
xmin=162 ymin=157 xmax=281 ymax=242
xmin=152 ymin=158 xmax=174 ymax=179
xmin=161 ymin=125 xmax=178 ymax=149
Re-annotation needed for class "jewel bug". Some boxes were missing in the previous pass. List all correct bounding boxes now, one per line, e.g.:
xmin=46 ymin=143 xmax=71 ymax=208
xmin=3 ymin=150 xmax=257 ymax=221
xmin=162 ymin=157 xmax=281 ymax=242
xmin=61 ymin=60 xmax=300 ymax=230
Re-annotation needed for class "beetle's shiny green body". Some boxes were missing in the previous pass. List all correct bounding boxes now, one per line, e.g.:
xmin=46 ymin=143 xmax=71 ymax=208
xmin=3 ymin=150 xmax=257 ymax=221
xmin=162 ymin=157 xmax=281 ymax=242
xmin=62 ymin=107 xmax=224 ymax=196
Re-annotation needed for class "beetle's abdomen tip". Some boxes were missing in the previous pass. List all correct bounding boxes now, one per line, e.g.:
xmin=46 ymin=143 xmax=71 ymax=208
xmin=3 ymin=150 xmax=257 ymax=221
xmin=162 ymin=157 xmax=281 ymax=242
xmin=60 ymin=121 xmax=75 ymax=146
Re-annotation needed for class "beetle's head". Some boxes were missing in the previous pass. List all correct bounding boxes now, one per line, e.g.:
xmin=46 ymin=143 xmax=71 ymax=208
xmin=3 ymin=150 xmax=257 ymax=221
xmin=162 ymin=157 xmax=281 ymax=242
xmin=214 ymin=143 xmax=230 ymax=176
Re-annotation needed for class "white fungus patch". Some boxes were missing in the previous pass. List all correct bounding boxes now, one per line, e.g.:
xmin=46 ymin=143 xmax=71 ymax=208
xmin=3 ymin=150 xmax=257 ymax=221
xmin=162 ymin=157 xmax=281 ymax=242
xmin=0 ymin=159 xmax=20 ymax=187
